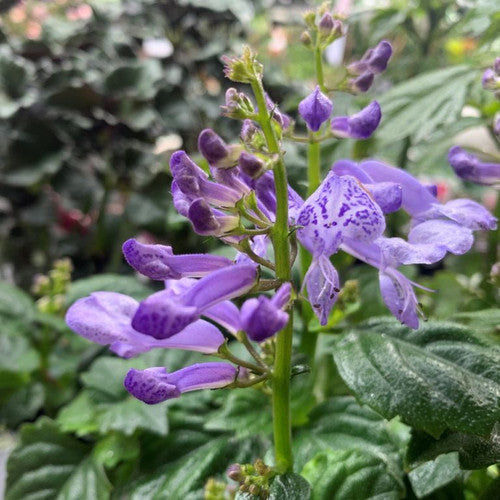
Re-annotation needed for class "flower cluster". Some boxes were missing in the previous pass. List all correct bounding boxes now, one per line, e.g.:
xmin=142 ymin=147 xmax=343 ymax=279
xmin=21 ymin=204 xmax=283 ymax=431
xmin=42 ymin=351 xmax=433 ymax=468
xmin=65 ymin=33 xmax=496 ymax=411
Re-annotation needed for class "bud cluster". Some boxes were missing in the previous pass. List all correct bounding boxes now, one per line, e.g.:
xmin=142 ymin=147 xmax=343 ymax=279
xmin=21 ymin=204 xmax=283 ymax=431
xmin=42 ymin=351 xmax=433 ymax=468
xmin=227 ymin=459 xmax=274 ymax=499
xmin=301 ymin=3 xmax=344 ymax=51
xmin=32 ymin=258 xmax=73 ymax=314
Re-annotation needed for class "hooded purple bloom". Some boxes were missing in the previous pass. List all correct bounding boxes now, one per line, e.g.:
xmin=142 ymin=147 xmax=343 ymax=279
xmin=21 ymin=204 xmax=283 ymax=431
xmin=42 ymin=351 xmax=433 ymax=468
xmin=187 ymin=198 xmax=240 ymax=236
xmin=122 ymin=238 xmax=233 ymax=280
xmin=348 ymin=40 xmax=393 ymax=75
xmin=448 ymin=146 xmax=500 ymax=186
xmin=296 ymin=172 xmax=385 ymax=324
xmin=331 ymin=101 xmax=381 ymax=139
xmin=240 ymin=283 xmax=291 ymax=342
xmin=198 ymin=129 xmax=231 ymax=166
xmin=350 ymin=72 xmax=375 ymax=93
xmin=65 ymin=291 xmax=225 ymax=358
xmin=238 ymin=151 xmax=265 ymax=178
xmin=124 ymin=362 xmax=238 ymax=404
xmin=132 ymin=264 xmax=257 ymax=339
xmin=170 ymin=151 xmax=244 ymax=207
xmin=298 ymin=86 xmax=333 ymax=132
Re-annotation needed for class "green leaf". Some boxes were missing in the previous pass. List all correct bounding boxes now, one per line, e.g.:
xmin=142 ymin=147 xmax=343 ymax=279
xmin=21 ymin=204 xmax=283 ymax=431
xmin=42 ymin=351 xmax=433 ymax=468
xmin=453 ymin=309 xmax=500 ymax=336
xmin=57 ymin=391 xmax=98 ymax=436
xmin=333 ymin=318 xmax=500 ymax=437
xmin=293 ymin=397 xmax=403 ymax=473
xmin=0 ymin=281 xmax=36 ymax=321
xmin=407 ymin=428 xmax=500 ymax=470
xmin=408 ymin=452 xmax=462 ymax=499
xmin=129 ymin=437 xmax=232 ymax=499
xmin=0 ymin=382 xmax=45 ymax=427
xmin=301 ymin=449 xmax=404 ymax=500
xmin=377 ymin=66 xmax=476 ymax=144
xmin=93 ymin=432 xmax=139 ymax=469
xmin=56 ymin=457 xmax=112 ymax=500
xmin=5 ymin=417 xmax=104 ymax=500
xmin=204 ymin=389 xmax=272 ymax=439
xmin=65 ymin=274 xmax=153 ymax=305
xmin=269 ymin=474 xmax=311 ymax=500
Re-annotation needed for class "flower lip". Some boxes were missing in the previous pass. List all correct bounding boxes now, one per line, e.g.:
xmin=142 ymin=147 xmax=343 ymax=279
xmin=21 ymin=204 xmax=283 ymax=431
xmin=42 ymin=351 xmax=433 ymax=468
xmin=197 ymin=129 xmax=229 ymax=165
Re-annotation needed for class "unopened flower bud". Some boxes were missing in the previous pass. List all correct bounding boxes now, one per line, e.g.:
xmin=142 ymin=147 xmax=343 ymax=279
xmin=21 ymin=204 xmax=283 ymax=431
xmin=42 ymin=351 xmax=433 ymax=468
xmin=494 ymin=57 xmax=500 ymax=75
xmin=249 ymin=484 xmax=261 ymax=496
xmin=318 ymin=12 xmax=334 ymax=34
xmin=227 ymin=463 xmax=243 ymax=482
xmin=238 ymin=151 xmax=264 ymax=178
xmin=221 ymin=47 xmax=262 ymax=83
xmin=303 ymin=10 xmax=316 ymax=28
xmin=198 ymin=129 xmax=229 ymax=166
xmin=300 ymin=30 xmax=313 ymax=48
xmin=240 ymin=119 xmax=258 ymax=142
xmin=482 ymin=68 xmax=497 ymax=90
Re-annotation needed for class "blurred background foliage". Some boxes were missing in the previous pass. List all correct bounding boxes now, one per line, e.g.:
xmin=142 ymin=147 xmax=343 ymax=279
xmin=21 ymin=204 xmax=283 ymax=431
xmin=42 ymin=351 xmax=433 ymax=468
xmin=0 ymin=1 xmax=499 ymax=498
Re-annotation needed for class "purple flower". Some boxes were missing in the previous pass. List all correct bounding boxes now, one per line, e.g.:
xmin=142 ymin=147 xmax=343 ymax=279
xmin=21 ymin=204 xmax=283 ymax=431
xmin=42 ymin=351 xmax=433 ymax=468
xmin=124 ymin=362 xmax=238 ymax=404
xmin=298 ymin=86 xmax=333 ymax=132
xmin=348 ymin=40 xmax=393 ymax=75
xmin=296 ymin=172 xmax=385 ymax=324
xmin=349 ymin=72 xmax=375 ymax=93
xmin=65 ymin=291 xmax=225 ymax=358
xmin=240 ymin=283 xmax=291 ymax=342
xmin=122 ymin=238 xmax=233 ymax=280
xmin=482 ymin=68 xmax=498 ymax=90
xmin=170 ymin=151 xmax=244 ymax=207
xmin=187 ymin=198 xmax=240 ymax=236
xmin=331 ymin=101 xmax=381 ymax=139
xmin=448 ymin=146 xmax=500 ymax=186
xmin=238 ymin=151 xmax=264 ymax=178
xmin=132 ymin=264 xmax=257 ymax=339
xmin=198 ymin=129 xmax=231 ymax=166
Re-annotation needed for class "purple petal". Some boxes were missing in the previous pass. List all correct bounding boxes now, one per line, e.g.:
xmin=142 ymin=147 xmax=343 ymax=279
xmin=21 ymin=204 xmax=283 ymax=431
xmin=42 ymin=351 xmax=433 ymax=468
xmin=482 ymin=68 xmax=497 ymax=90
xmin=110 ymin=319 xmax=225 ymax=358
xmin=331 ymin=159 xmax=373 ymax=184
xmin=437 ymin=199 xmax=497 ymax=231
xmin=170 ymin=151 xmax=242 ymax=206
xmin=132 ymin=289 xmax=199 ymax=339
xmin=379 ymin=269 xmax=419 ymax=329
xmin=298 ymin=86 xmax=333 ymax=132
xmin=183 ymin=264 xmax=257 ymax=310
xmin=122 ymin=239 xmax=233 ymax=280
xmin=203 ymin=300 xmax=242 ymax=334
xmin=305 ymin=256 xmax=340 ymax=326
xmin=238 ymin=151 xmax=264 ymax=178
xmin=167 ymin=362 xmax=238 ymax=393
xmin=297 ymin=172 xmax=385 ymax=257
xmin=124 ymin=367 xmax=180 ymax=404
xmin=350 ymin=72 xmax=374 ymax=93
xmin=377 ymin=236 xmax=447 ymax=266
xmin=408 ymin=219 xmax=474 ymax=256
xmin=264 ymin=94 xmax=292 ymax=130
xmin=331 ymin=101 xmax=381 ymax=140
xmin=360 ymin=160 xmax=437 ymax=216
xmin=241 ymin=284 xmax=291 ymax=342
xmin=448 ymin=146 xmax=500 ymax=186
xmin=198 ymin=129 xmax=230 ymax=165
xmin=364 ymin=182 xmax=402 ymax=213
xmin=171 ymin=180 xmax=192 ymax=217
xmin=367 ymin=40 xmax=392 ymax=73
xmin=187 ymin=199 xmax=239 ymax=236
xmin=66 ymin=292 xmax=139 ymax=345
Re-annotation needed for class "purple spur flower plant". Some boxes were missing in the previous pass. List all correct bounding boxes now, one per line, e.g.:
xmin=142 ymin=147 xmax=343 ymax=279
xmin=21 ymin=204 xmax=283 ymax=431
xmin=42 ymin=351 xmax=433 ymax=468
xmin=298 ymin=85 xmax=333 ymax=132
xmin=330 ymin=101 xmax=381 ymax=139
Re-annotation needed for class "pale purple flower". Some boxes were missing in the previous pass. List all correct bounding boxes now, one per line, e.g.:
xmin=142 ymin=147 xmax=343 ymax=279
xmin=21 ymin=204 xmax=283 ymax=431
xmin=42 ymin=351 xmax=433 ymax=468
xmin=187 ymin=198 xmax=240 ymax=236
xmin=65 ymin=291 xmax=225 ymax=358
xmin=131 ymin=264 xmax=257 ymax=339
xmin=331 ymin=101 xmax=381 ymax=139
xmin=348 ymin=40 xmax=393 ymax=75
xmin=482 ymin=68 xmax=498 ymax=90
xmin=122 ymin=238 xmax=233 ymax=280
xmin=296 ymin=172 xmax=385 ymax=324
xmin=448 ymin=146 xmax=500 ymax=186
xmin=298 ymin=86 xmax=333 ymax=132
xmin=240 ymin=283 xmax=291 ymax=341
xmin=124 ymin=362 xmax=238 ymax=404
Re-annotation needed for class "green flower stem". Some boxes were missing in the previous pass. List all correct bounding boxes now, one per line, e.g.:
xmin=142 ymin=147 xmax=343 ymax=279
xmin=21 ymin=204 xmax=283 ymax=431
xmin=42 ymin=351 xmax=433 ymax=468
xmin=218 ymin=343 xmax=268 ymax=375
xmin=250 ymin=76 xmax=294 ymax=473
xmin=315 ymin=47 xmax=327 ymax=92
